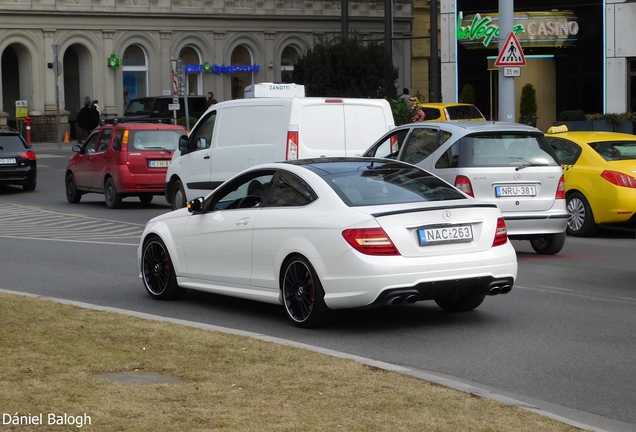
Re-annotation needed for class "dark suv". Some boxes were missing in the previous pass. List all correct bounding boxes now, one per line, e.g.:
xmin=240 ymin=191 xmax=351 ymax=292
xmin=0 ymin=127 xmax=37 ymax=191
xmin=123 ymin=95 xmax=208 ymax=123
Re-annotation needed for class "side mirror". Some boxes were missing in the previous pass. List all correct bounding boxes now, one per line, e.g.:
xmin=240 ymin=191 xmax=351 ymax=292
xmin=178 ymin=135 xmax=189 ymax=153
xmin=187 ymin=197 xmax=205 ymax=214
xmin=72 ymin=144 xmax=82 ymax=153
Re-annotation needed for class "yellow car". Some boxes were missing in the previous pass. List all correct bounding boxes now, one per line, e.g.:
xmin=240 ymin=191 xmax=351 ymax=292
xmin=546 ymin=125 xmax=636 ymax=236
xmin=417 ymin=103 xmax=486 ymax=122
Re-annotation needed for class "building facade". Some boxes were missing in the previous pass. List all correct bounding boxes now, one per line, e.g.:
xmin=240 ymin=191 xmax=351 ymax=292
xmin=437 ymin=0 xmax=635 ymax=131
xmin=0 ymin=0 xmax=412 ymax=141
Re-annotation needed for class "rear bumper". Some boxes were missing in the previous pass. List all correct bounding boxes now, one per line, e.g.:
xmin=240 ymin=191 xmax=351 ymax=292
xmin=113 ymin=166 xmax=166 ymax=194
xmin=314 ymin=242 xmax=518 ymax=310
xmin=0 ymin=166 xmax=37 ymax=185
xmin=503 ymin=211 xmax=569 ymax=236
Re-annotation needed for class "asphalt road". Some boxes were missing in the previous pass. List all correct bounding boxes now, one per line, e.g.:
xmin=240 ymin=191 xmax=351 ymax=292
xmin=1 ymin=143 xmax=635 ymax=432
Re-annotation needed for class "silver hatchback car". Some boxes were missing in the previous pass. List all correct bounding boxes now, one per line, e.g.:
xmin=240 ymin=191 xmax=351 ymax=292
xmin=364 ymin=121 xmax=569 ymax=255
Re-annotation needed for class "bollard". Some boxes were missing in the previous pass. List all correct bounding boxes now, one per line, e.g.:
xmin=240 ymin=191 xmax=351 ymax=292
xmin=24 ymin=116 xmax=32 ymax=145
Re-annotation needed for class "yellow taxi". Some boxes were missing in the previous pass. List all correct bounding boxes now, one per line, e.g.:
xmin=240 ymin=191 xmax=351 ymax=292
xmin=546 ymin=125 xmax=636 ymax=236
xmin=417 ymin=102 xmax=486 ymax=122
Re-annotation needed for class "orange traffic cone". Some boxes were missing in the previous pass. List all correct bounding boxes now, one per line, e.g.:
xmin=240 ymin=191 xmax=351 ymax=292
xmin=63 ymin=131 xmax=70 ymax=143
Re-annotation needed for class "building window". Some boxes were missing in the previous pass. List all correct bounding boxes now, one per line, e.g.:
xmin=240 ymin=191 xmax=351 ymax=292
xmin=122 ymin=45 xmax=148 ymax=105
xmin=179 ymin=46 xmax=202 ymax=96
xmin=231 ymin=45 xmax=253 ymax=99
xmin=281 ymin=46 xmax=300 ymax=83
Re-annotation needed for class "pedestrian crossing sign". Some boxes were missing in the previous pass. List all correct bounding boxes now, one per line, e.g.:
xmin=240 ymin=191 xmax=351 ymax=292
xmin=494 ymin=32 xmax=526 ymax=67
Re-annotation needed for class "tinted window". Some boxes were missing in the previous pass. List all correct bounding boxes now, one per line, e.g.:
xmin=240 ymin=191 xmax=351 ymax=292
xmin=546 ymin=137 xmax=581 ymax=165
xmin=458 ymin=133 xmax=558 ymax=167
xmin=402 ymin=127 xmax=440 ymax=164
xmin=365 ymin=129 xmax=409 ymax=159
xmin=588 ymin=140 xmax=636 ymax=161
xmin=189 ymin=98 xmax=208 ymax=114
xmin=266 ymin=172 xmax=317 ymax=207
xmin=0 ymin=134 xmax=27 ymax=152
xmin=190 ymin=111 xmax=216 ymax=149
xmin=421 ymin=108 xmax=442 ymax=120
xmin=445 ymin=105 xmax=484 ymax=120
xmin=83 ymin=133 xmax=99 ymax=153
xmin=112 ymin=130 xmax=125 ymax=151
xmin=152 ymin=99 xmax=171 ymax=116
xmin=124 ymin=99 xmax=152 ymax=116
xmin=324 ymin=165 xmax=466 ymax=206
xmin=97 ymin=129 xmax=112 ymax=152
xmin=212 ymin=172 xmax=276 ymax=211
xmin=129 ymin=130 xmax=183 ymax=151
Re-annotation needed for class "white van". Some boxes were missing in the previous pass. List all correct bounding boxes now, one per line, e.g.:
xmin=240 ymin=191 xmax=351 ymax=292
xmin=165 ymin=83 xmax=395 ymax=209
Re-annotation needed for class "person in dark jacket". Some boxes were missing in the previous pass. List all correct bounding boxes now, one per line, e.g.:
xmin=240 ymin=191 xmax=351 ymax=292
xmin=89 ymin=100 xmax=100 ymax=131
xmin=76 ymin=100 xmax=92 ymax=143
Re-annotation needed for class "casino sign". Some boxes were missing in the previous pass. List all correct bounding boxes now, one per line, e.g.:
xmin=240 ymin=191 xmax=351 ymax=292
xmin=457 ymin=11 xmax=579 ymax=49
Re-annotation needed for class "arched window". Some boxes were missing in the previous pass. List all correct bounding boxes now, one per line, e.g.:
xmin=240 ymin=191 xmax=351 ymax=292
xmin=230 ymin=45 xmax=253 ymax=99
xmin=179 ymin=46 xmax=202 ymax=96
xmin=122 ymin=44 xmax=148 ymax=107
xmin=281 ymin=46 xmax=300 ymax=83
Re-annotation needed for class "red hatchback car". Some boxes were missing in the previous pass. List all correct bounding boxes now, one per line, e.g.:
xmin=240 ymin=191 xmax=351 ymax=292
xmin=65 ymin=122 xmax=186 ymax=208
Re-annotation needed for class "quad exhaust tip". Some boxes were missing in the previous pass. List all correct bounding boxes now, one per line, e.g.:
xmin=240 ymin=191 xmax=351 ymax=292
xmin=488 ymin=284 xmax=512 ymax=296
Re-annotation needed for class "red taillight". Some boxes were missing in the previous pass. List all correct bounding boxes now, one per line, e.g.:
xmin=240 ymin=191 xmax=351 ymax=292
xmin=390 ymin=135 xmax=399 ymax=153
xmin=601 ymin=170 xmax=636 ymax=188
xmin=342 ymin=228 xmax=400 ymax=256
xmin=21 ymin=151 xmax=36 ymax=161
xmin=286 ymin=131 xmax=298 ymax=160
xmin=492 ymin=217 xmax=508 ymax=247
xmin=454 ymin=175 xmax=474 ymax=197
xmin=556 ymin=175 xmax=565 ymax=199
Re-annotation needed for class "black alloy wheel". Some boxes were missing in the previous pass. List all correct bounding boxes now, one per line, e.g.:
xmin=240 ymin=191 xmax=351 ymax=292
xmin=282 ymin=256 xmax=333 ymax=328
xmin=141 ymin=236 xmax=184 ymax=300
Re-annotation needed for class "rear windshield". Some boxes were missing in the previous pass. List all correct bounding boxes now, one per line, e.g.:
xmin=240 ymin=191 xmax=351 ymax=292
xmin=445 ymin=105 xmax=484 ymax=120
xmin=129 ymin=130 xmax=183 ymax=151
xmin=323 ymin=165 xmax=466 ymax=206
xmin=589 ymin=140 xmax=636 ymax=161
xmin=0 ymin=134 xmax=27 ymax=152
xmin=124 ymin=99 xmax=153 ymax=116
xmin=457 ymin=133 xmax=559 ymax=168
xmin=421 ymin=108 xmax=442 ymax=120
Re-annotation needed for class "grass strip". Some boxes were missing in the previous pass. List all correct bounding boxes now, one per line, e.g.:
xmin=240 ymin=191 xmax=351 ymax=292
xmin=0 ymin=292 xmax=580 ymax=431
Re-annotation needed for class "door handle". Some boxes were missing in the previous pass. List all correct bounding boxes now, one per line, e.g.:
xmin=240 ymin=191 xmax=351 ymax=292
xmin=204 ymin=155 xmax=210 ymax=160
xmin=235 ymin=219 xmax=249 ymax=226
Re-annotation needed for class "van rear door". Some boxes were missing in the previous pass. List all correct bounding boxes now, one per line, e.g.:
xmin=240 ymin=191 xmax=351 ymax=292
xmin=297 ymin=100 xmax=346 ymax=158
xmin=343 ymin=100 xmax=394 ymax=155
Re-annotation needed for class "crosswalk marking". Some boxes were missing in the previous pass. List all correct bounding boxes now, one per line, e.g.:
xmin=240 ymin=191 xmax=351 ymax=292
xmin=0 ymin=203 xmax=144 ymax=246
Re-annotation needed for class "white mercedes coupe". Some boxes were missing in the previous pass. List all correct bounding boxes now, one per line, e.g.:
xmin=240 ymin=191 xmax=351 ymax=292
xmin=139 ymin=158 xmax=517 ymax=328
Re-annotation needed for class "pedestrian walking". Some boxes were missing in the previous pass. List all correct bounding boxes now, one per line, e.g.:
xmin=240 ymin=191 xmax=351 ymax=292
xmin=76 ymin=100 xmax=92 ymax=143
xmin=207 ymin=92 xmax=218 ymax=107
xmin=399 ymin=88 xmax=411 ymax=101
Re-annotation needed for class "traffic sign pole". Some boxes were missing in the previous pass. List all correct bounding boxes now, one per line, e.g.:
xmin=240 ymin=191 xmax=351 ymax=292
xmin=498 ymin=0 xmax=515 ymax=123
